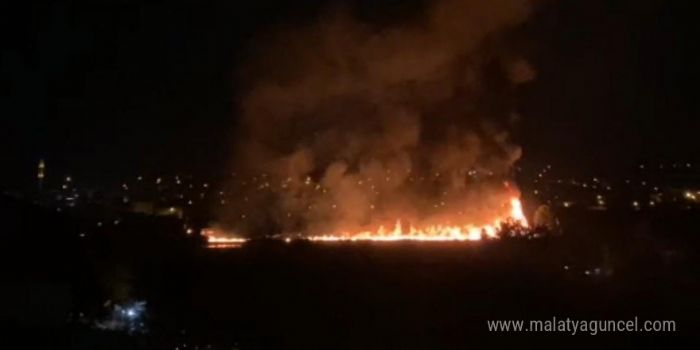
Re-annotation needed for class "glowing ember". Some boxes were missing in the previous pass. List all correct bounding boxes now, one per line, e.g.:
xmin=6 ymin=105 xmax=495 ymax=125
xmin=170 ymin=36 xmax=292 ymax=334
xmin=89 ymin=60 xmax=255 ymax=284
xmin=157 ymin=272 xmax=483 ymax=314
xmin=307 ymin=198 xmax=528 ymax=242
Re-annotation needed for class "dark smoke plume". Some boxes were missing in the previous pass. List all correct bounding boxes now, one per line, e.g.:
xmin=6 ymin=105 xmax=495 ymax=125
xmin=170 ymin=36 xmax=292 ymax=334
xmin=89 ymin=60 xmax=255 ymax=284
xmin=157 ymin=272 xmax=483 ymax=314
xmin=222 ymin=0 xmax=535 ymax=236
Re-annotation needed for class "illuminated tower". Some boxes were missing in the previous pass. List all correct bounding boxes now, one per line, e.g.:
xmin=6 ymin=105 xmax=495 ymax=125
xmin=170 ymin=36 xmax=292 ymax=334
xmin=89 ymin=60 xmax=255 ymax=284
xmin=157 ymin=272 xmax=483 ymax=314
xmin=37 ymin=159 xmax=45 ymax=191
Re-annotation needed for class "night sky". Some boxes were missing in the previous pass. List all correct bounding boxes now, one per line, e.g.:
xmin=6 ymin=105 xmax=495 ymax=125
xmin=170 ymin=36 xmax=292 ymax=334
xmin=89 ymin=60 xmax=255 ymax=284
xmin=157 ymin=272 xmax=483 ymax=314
xmin=2 ymin=0 xmax=698 ymax=190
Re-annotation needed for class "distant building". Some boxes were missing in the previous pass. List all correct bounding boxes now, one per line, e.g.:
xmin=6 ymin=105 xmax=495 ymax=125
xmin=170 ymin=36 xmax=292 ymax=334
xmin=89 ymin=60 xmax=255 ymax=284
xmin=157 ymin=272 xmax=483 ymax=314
xmin=156 ymin=206 xmax=183 ymax=219
xmin=131 ymin=201 xmax=183 ymax=219
xmin=37 ymin=159 xmax=45 ymax=191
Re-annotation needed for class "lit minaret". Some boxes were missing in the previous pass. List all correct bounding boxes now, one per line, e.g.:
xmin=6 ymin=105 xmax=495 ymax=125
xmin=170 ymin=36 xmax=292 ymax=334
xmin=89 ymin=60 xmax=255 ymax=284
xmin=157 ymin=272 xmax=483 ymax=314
xmin=37 ymin=159 xmax=45 ymax=191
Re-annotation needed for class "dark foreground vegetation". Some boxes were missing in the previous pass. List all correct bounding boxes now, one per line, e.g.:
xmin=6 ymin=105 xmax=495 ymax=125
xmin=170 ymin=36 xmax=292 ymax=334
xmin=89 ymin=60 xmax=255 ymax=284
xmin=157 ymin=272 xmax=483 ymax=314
xmin=1 ymin=194 xmax=699 ymax=348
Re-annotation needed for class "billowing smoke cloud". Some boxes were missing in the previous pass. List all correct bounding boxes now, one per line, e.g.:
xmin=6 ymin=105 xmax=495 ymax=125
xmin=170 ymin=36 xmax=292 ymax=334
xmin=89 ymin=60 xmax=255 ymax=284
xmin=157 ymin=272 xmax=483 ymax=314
xmin=223 ymin=0 xmax=535 ymax=236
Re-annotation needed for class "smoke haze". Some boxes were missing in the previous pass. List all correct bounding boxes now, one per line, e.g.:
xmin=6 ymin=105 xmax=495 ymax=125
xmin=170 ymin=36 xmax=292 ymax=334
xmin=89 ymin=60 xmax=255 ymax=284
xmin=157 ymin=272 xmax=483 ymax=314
xmin=223 ymin=0 xmax=536 ymax=236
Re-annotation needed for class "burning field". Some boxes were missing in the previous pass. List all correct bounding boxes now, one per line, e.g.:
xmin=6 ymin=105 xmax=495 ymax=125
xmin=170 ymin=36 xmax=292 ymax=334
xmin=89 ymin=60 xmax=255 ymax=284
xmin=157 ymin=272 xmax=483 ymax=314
xmin=205 ymin=197 xmax=528 ymax=246
xmin=305 ymin=197 xmax=528 ymax=242
xmin=217 ymin=0 xmax=536 ymax=243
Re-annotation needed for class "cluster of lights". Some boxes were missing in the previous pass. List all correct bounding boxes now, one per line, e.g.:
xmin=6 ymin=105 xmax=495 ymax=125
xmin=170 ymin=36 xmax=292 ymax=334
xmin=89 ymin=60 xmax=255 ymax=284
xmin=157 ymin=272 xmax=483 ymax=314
xmin=533 ymin=164 xmax=552 ymax=184
xmin=94 ymin=300 xmax=147 ymax=334
xmin=640 ymin=162 xmax=692 ymax=170
xmin=595 ymin=194 xmax=606 ymax=207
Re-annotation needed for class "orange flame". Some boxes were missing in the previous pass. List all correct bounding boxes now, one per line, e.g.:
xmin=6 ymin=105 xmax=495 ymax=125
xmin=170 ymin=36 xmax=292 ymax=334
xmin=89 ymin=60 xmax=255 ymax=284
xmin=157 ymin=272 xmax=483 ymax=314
xmin=201 ymin=229 xmax=247 ymax=249
xmin=307 ymin=197 xmax=528 ymax=242
xmin=510 ymin=197 xmax=528 ymax=228
xmin=203 ymin=197 xmax=528 ymax=246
